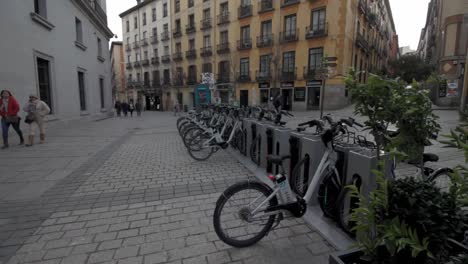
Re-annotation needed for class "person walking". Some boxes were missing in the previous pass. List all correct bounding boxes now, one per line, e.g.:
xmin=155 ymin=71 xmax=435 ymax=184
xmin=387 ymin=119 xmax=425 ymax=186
xmin=135 ymin=100 xmax=142 ymax=117
xmin=173 ymin=99 xmax=180 ymax=116
xmin=129 ymin=100 xmax=135 ymax=117
xmin=23 ymin=94 xmax=50 ymax=147
xmin=0 ymin=90 xmax=24 ymax=149
xmin=114 ymin=101 xmax=122 ymax=117
xmin=122 ymin=101 xmax=129 ymax=117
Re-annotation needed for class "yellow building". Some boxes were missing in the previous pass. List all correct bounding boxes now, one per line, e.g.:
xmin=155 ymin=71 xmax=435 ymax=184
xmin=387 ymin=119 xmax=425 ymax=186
xmin=169 ymin=0 xmax=397 ymax=110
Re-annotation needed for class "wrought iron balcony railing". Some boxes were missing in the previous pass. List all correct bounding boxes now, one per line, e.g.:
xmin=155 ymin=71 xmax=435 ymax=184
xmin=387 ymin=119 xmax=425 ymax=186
xmin=200 ymin=18 xmax=212 ymax=30
xmin=217 ymin=43 xmax=230 ymax=54
xmin=258 ymin=0 xmax=274 ymax=13
xmin=186 ymin=50 xmax=197 ymax=59
xmin=280 ymin=67 xmax=297 ymax=81
xmin=217 ymin=12 xmax=230 ymax=25
xmin=256 ymin=70 xmax=272 ymax=81
xmin=238 ymin=5 xmax=252 ymax=19
xmin=200 ymin=46 xmax=213 ymax=57
xmin=237 ymin=39 xmax=252 ymax=50
xmin=305 ymin=23 xmax=328 ymax=39
xmin=280 ymin=29 xmax=299 ymax=43
xmin=257 ymin=34 xmax=274 ymax=47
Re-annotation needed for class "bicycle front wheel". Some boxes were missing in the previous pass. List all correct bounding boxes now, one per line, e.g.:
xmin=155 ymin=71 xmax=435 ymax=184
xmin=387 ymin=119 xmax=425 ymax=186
xmin=213 ymin=181 xmax=278 ymax=248
xmin=290 ymin=156 xmax=310 ymax=197
xmin=187 ymin=133 xmax=214 ymax=161
xmin=429 ymin=168 xmax=454 ymax=193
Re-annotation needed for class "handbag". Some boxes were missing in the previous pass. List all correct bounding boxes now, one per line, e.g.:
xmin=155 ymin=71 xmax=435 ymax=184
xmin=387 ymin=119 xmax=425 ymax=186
xmin=24 ymin=114 xmax=35 ymax=124
xmin=5 ymin=116 xmax=20 ymax=124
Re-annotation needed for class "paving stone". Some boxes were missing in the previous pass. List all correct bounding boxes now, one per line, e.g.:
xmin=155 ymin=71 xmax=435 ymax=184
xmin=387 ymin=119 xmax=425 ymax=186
xmin=71 ymin=243 xmax=98 ymax=254
xmin=118 ymin=256 xmax=143 ymax=264
xmin=88 ymin=250 xmax=116 ymax=263
xmin=114 ymin=245 xmax=139 ymax=259
xmin=307 ymin=242 xmax=332 ymax=255
xmin=43 ymin=247 xmax=73 ymax=260
xmin=139 ymin=241 xmax=163 ymax=255
xmin=117 ymin=229 xmax=139 ymax=239
xmin=59 ymin=253 xmax=88 ymax=264
xmin=98 ymin=239 xmax=123 ymax=250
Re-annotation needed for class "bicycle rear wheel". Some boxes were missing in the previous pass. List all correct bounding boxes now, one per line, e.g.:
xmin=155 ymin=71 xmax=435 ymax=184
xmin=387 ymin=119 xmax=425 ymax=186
xmin=213 ymin=181 xmax=278 ymax=248
xmin=317 ymin=170 xmax=342 ymax=219
xmin=183 ymin=127 xmax=204 ymax=148
xmin=187 ymin=133 xmax=214 ymax=161
xmin=290 ymin=156 xmax=310 ymax=197
xmin=429 ymin=168 xmax=454 ymax=193
xmin=337 ymin=188 xmax=358 ymax=236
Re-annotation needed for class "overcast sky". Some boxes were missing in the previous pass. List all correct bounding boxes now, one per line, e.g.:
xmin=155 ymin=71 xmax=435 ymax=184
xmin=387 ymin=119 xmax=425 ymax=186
xmin=107 ymin=0 xmax=431 ymax=51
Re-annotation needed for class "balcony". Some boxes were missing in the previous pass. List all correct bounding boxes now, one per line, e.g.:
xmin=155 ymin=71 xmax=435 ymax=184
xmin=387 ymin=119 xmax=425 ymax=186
xmin=238 ymin=72 xmax=251 ymax=82
xmin=126 ymin=62 xmax=133 ymax=69
xmin=141 ymin=59 xmax=150 ymax=66
xmin=162 ymin=77 xmax=171 ymax=85
xmin=358 ymin=0 xmax=366 ymax=15
xmin=127 ymin=80 xmax=142 ymax=87
xmin=133 ymin=61 xmax=141 ymax=68
xmin=237 ymin=39 xmax=252 ymax=50
xmin=186 ymin=23 xmax=196 ymax=34
xmin=280 ymin=29 xmax=299 ymax=43
xmin=172 ymin=52 xmax=183 ymax=62
xmin=303 ymin=66 xmax=319 ymax=80
xmin=217 ymin=12 xmax=230 ymax=25
xmin=200 ymin=18 xmax=212 ymax=30
xmin=258 ymin=0 xmax=274 ymax=13
xmin=217 ymin=73 xmax=230 ymax=83
xmin=143 ymin=81 xmax=151 ymax=88
xmin=280 ymin=68 xmax=297 ymax=81
xmin=200 ymin=46 xmax=213 ymax=57
xmin=356 ymin=33 xmax=370 ymax=53
xmin=151 ymin=57 xmax=159 ymax=65
xmin=217 ymin=43 xmax=230 ymax=54
xmin=238 ymin=5 xmax=252 ymax=19
xmin=161 ymin=55 xmax=171 ymax=63
xmin=186 ymin=75 xmax=197 ymax=85
xmin=125 ymin=44 xmax=131 ymax=51
xmin=140 ymin=38 xmax=148 ymax=47
xmin=305 ymin=23 xmax=328 ymax=39
xmin=133 ymin=41 xmax=140 ymax=49
xmin=152 ymin=80 xmax=161 ymax=88
xmin=256 ymin=34 xmax=274 ymax=48
xmin=186 ymin=50 xmax=197 ymax=59
xmin=173 ymin=76 xmax=184 ymax=86
xmin=150 ymin=35 xmax=158 ymax=44
xmin=173 ymin=28 xmax=182 ymax=38
xmin=256 ymin=70 xmax=272 ymax=81
xmin=161 ymin=31 xmax=170 ymax=41
xmin=281 ymin=0 xmax=299 ymax=8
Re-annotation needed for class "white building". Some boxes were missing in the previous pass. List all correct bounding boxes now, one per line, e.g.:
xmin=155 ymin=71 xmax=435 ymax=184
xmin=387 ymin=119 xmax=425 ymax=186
xmin=399 ymin=46 xmax=416 ymax=56
xmin=0 ymin=0 xmax=114 ymax=121
xmin=120 ymin=0 xmax=173 ymax=111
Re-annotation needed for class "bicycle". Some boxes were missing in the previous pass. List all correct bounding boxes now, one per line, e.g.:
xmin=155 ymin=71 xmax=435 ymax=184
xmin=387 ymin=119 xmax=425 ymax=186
xmin=213 ymin=118 xmax=364 ymax=247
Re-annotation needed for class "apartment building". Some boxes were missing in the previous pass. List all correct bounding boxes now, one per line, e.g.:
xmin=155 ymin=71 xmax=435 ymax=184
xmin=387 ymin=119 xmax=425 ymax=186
xmin=0 ymin=0 xmax=114 ymax=120
xmin=120 ymin=0 xmax=173 ymax=110
xmin=110 ymin=41 xmax=127 ymax=102
xmin=417 ymin=0 xmax=468 ymax=107
xmin=120 ymin=0 xmax=396 ymax=111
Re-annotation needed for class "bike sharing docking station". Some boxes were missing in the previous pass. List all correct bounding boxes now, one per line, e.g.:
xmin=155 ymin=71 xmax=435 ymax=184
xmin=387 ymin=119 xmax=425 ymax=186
xmin=242 ymin=118 xmax=256 ymax=158
xmin=271 ymin=126 xmax=291 ymax=175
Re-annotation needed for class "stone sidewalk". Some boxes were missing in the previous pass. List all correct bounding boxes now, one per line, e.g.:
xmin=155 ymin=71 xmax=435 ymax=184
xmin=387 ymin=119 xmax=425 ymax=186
xmin=0 ymin=112 xmax=333 ymax=264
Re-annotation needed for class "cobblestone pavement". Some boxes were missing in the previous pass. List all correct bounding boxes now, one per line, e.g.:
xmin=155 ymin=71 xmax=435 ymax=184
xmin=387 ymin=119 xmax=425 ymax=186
xmin=0 ymin=112 xmax=334 ymax=264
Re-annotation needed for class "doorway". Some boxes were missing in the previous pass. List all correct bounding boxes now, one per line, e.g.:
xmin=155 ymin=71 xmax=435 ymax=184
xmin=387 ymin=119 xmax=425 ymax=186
xmin=240 ymin=90 xmax=249 ymax=107
xmin=37 ymin=58 xmax=53 ymax=113
xmin=281 ymin=89 xmax=292 ymax=111
xmin=307 ymin=86 xmax=321 ymax=110
xmin=145 ymin=95 xmax=161 ymax=111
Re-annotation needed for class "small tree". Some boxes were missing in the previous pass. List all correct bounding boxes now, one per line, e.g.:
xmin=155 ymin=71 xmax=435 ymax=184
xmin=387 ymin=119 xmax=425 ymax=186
xmin=389 ymin=54 xmax=434 ymax=83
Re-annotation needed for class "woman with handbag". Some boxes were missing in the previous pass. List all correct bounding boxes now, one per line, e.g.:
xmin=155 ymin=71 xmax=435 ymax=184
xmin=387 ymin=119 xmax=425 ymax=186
xmin=0 ymin=90 xmax=24 ymax=149
xmin=23 ymin=94 xmax=50 ymax=147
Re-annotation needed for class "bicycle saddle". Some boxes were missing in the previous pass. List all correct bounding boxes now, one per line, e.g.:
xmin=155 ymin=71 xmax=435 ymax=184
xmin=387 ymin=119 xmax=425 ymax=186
xmin=267 ymin=155 xmax=290 ymax=165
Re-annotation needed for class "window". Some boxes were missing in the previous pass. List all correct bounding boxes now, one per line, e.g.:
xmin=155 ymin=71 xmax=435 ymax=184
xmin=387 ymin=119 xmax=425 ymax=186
xmin=34 ymin=0 xmax=47 ymax=18
xmin=240 ymin=58 xmax=249 ymax=76
xmin=203 ymin=9 xmax=210 ymax=19
xmin=259 ymin=54 xmax=271 ymax=73
xmin=99 ymin=78 xmax=105 ymax=109
xmin=220 ymin=31 xmax=228 ymax=44
xmin=241 ymin=0 xmax=250 ymax=6
xmin=176 ymin=43 xmax=181 ymax=52
xmin=188 ymin=0 xmax=194 ymax=8
xmin=241 ymin=26 xmax=250 ymax=41
xmin=261 ymin=20 xmax=272 ymax=36
xmin=134 ymin=34 xmax=138 ymax=43
xmin=127 ymin=37 xmax=130 ymax=45
xmin=137 ymin=72 xmax=141 ymax=82
xmin=204 ymin=35 xmax=210 ymax=47
xmin=189 ymin=39 xmax=195 ymax=50
xmin=284 ymin=14 xmax=297 ymax=34
xmin=37 ymin=57 xmax=53 ymax=113
xmin=153 ymin=48 xmax=158 ymax=57
xmin=136 ymin=52 xmax=140 ymax=61
xmin=163 ymin=3 xmax=168 ymax=17
xmin=163 ymin=23 xmax=168 ymax=32
xmin=143 ymin=31 xmax=147 ymax=38
xmin=126 ymin=21 xmax=130 ymax=32
xmin=97 ymin=37 xmax=102 ymax=57
xmin=152 ymin=8 xmax=156 ymax=21
xmin=153 ymin=70 xmax=160 ymax=84
xmin=189 ymin=14 xmax=195 ymax=27
xmin=164 ymin=46 xmax=169 ymax=55
xmin=143 ymin=12 xmax=147 ymax=25
xmin=128 ymin=55 xmax=131 ymax=62
xmin=144 ymin=51 xmax=148 ymax=60
xmin=78 ymin=71 xmax=86 ymax=111
xmin=202 ymin=63 xmax=212 ymax=73
xmin=311 ymin=8 xmax=326 ymax=31
xmin=144 ymin=72 xmax=150 ymax=86
xmin=134 ymin=17 xmax=138 ymax=29
xmin=175 ymin=19 xmax=181 ymax=31
xmin=75 ymin=18 xmax=83 ymax=43
xmin=163 ymin=69 xmax=170 ymax=83
xmin=282 ymin=51 xmax=295 ymax=72
xmin=188 ymin=65 xmax=196 ymax=79
xmin=175 ymin=0 xmax=180 ymax=12
xmin=308 ymin=47 xmax=323 ymax=69
xmin=152 ymin=27 xmax=157 ymax=37
xmin=221 ymin=3 xmax=228 ymax=15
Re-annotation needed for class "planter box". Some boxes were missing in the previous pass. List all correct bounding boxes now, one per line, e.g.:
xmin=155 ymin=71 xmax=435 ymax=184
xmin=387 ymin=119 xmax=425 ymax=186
xmin=329 ymin=247 xmax=428 ymax=264
xmin=329 ymin=249 xmax=363 ymax=264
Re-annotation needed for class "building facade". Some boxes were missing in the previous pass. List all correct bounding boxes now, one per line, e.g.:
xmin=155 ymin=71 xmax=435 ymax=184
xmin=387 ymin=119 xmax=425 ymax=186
xmin=120 ymin=0 xmax=174 ymax=111
xmin=417 ymin=0 xmax=468 ymax=107
xmin=121 ymin=0 xmax=396 ymax=111
xmin=110 ymin=41 xmax=127 ymax=102
xmin=0 ymin=0 xmax=114 ymax=120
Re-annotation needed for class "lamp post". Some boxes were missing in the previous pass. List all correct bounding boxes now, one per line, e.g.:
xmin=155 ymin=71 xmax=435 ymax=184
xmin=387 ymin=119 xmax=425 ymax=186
xmin=319 ymin=56 xmax=338 ymax=118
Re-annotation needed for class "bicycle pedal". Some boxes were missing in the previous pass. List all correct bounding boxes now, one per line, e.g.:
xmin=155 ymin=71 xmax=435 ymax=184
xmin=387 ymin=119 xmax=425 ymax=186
xmin=271 ymin=213 xmax=284 ymax=230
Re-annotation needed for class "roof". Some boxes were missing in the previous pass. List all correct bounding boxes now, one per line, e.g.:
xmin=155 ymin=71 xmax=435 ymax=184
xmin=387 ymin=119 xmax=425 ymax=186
xmin=384 ymin=0 xmax=396 ymax=32
xmin=119 ymin=0 xmax=156 ymax=18
xmin=110 ymin=41 xmax=123 ymax=54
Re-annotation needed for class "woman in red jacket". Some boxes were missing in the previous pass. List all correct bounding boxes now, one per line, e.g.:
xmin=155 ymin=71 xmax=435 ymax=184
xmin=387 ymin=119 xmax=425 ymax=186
xmin=0 ymin=90 xmax=24 ymax=149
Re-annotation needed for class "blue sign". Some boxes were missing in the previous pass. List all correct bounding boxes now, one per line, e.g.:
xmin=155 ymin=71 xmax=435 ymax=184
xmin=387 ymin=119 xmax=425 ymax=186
xmin=194 ymin=84 xmax=211 ymax=106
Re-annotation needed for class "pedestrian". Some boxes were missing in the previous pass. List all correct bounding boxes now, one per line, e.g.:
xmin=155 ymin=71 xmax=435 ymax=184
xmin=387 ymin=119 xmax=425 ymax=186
xmin=122 ymin=101 xmax=129 ymax=117
xmin=114 ymin=101 xmax=122 ymax=117
xmin=23 ymin=94 xmax=50 ymax=147
xmin=0 ymin=90 xmax=24 ymax=149
xmin=135 ymin=100 xmax=142 ymax=117
xmin=173 ymin=99 xmax=180 ymax=116
xmin=129 ymin=100 xmax=135 ymax=117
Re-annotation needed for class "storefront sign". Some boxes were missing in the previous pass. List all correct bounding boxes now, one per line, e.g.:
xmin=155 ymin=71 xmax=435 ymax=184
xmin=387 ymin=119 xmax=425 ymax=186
xmin=281 ymin=82 xmax=294 ymax=88
xmin=294 ymin=87 xmax=306 ymax=101
xmin=306 ymin=81 xmax=322 ymax=87
xmin=447 ymin=80 xmax=458 ymax=97
xmin=258 ymin=82 xmax=270 ymax=89
xmin=439 ymin=82 xmax=447 ymax=98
